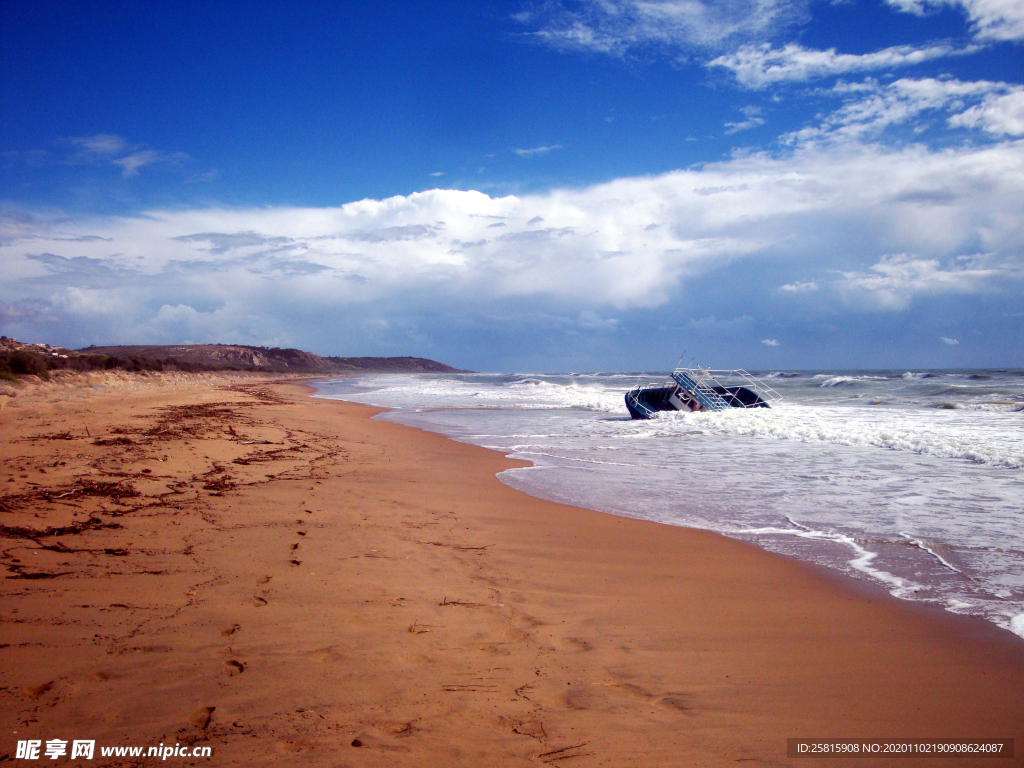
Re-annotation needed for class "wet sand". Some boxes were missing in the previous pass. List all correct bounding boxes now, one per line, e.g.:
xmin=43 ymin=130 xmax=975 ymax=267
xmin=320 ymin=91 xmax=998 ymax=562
xmin=1 ymin=375 xmax=1022 ymax=766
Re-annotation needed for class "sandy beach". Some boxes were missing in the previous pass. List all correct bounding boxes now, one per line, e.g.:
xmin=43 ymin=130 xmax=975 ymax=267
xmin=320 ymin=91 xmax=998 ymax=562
xmin=2 ymin=374 xmax=1022 ymax=767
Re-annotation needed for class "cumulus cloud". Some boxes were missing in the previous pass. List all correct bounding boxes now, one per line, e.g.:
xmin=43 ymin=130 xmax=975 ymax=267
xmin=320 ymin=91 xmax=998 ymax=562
xmin=941 ymin=336 xmax=960 ymax=344
xmin=886 ymin=0 xmax=1024 ymax=41
xmin=516 ymin=0 xmax=810 ymax=56
xmin=2 ymin=133 xmax=1022 ymax=348
xmin=836 ymin=253 xmax=1015 ymax=309
xmin=948 ymin=90 xmax=1024 ymax=135
xmin=761 ymin=338 xmax=780 ymax=346
xmin=709 ymin=42 xmax=977 ymax=88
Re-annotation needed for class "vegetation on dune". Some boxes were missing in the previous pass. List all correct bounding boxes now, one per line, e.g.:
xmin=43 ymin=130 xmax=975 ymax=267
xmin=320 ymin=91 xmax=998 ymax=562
xmin=0 ymin=349 xmax=228 ymax=379
xmin=0 ymin=339 xmax=465 ymax=381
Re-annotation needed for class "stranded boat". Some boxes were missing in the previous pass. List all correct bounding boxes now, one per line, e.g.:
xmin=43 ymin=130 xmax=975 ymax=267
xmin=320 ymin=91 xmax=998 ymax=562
xmin=625 ymin=365 xmax=781 ymax=419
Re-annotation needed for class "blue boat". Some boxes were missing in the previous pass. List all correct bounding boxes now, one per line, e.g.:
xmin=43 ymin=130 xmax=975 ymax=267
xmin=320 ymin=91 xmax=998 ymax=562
xmin=625 ymin=365 xmax=781 ymax=419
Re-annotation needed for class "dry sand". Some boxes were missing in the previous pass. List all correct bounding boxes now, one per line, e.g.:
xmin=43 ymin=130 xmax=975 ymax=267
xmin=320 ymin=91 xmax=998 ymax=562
xmin=1 ymin=375 xmax=1022 ymax=766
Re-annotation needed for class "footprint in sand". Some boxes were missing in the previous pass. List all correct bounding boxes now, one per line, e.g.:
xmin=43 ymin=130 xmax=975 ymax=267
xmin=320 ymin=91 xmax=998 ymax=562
xmin=220 ymin=624 xmax=240 ymax=636
xmin=290 ymin=543 xmax=299 ymax=551
xmin=224 ymin=660 xmax=245 ymax=676
xmin=660 ymin=693 xmax=693 ymax=712
xmin=257 ymin=576 xmax=272 ymax=585
xmin=20 ymin=681 xmax=54 ymax=700
xmin=275 ymin=740 xmax=310 ymax=754
xmin=308 ymin=646 xmax=344 ymax=663
xmin=189 ymin=705 xmax=215 ymax=729
xmin=253 ymin=596 xmax=267 ymax=607
xmin=289 ymin=559 xmax=301 ymax=566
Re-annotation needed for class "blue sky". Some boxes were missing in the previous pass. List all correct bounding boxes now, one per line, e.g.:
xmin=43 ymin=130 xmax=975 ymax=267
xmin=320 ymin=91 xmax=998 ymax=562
xmin=1 ymin=0 xmax=1022 ymax=371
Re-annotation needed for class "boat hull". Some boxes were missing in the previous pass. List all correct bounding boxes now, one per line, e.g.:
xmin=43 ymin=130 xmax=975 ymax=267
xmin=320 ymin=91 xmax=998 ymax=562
xmin=625 ymin=384 xmax=770 ymax=419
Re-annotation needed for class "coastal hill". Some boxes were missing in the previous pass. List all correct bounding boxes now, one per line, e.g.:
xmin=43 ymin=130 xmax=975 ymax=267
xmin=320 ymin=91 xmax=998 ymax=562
xmin=0 ymin=337 xmax=466 ymax=377
xmin=81 ymin=344 xmax=466 ymax=374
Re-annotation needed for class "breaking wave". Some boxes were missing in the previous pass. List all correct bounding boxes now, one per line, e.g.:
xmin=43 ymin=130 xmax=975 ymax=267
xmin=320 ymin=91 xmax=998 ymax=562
xmin=642 ymin=404 xmax=1024 ymax=469
xmin=815 ymin=374 xmax=889 ymax=387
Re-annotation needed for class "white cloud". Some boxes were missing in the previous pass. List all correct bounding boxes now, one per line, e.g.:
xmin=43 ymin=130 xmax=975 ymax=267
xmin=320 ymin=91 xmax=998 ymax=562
xmin=779 ymin=280 xmax=818 ymax=292
xmin=59 ymin=134 xmax=128 ymax=155
xmin=941 ymin=336 xmax=960 ymax=344
xmin=513 ymin=145 xmax=564 ymax=157
xmin=724 ymin=106 xmax=766 ymax=133
xmin=709 ymin=42 xmax=977 ymax=89
xmin=724 ymin=121 xmax=763 ymax=134
xmin=761 ymin=338 xmax=780 ymax=346
xmin=837 ymin=253 xmax=1015 ymax=309
xmin=576 ymin=310 xmax=619 ymax=330
xmin=2 ymin=136 xmax=1022 ymax=344
xmin=49 ymin=134 xmax=189 ymax=177
xmin=430 ymin=171 xmax=445 ymax=177
xmin=518 ymin=0 xmax=809 ymax=56
xmin=784 ymin=77 xmax=1024 ymax=144
xmin=886 ymin=0 xmax=1024 ymax=41
xmin=112 ymin=149 xmax=188 ymax=178
xmin=948 ymin=90 xmax=1024 ymax=135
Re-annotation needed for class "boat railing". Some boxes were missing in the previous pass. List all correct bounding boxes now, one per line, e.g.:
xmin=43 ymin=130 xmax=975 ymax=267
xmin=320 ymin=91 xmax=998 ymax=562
xmin=674 ymin=367 xmax=783 ymax=406
xmin=628 ymin=368 xmax=782 ymax=406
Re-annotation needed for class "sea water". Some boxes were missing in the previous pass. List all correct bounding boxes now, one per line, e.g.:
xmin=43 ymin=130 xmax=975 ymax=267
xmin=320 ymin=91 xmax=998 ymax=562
xmin=313 ymin=370 xmax=1024 ymax=639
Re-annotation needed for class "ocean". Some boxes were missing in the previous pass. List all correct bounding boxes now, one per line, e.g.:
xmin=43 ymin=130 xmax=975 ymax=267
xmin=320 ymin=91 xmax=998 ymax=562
xmin=313 ymin=369 xmax=1024 ymax=639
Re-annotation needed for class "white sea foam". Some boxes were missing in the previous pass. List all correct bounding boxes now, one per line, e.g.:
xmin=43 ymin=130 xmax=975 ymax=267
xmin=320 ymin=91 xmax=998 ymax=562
xmin=738 ymin=525 xmax=913 ymax=590
xmin=330 ymin=374 xmax=1024 ymax=467
xmin=900 ymin=533 xmax=961 ymax=573
xmin=641 ymin=404 xmax=1024 ymax=468
xmin=347 ymin=375 xmax=625 ymax=413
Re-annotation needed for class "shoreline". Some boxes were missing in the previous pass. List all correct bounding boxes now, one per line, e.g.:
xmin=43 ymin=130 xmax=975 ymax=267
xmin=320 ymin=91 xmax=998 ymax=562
xmin=313 ymin=377 xmax=1024 ymax=644
xmin=2 ymin=374 xmax=1022 ymax=766
xmin=316 ymin=380 xmax=1024 ymax=667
